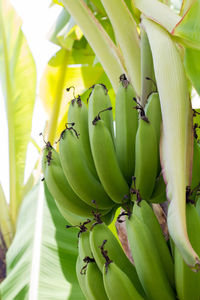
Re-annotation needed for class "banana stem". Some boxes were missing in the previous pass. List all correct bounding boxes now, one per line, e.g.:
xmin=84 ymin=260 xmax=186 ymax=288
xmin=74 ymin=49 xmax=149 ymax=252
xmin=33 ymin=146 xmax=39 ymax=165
xmin=100 ymin=0 xmax=141 ymax=96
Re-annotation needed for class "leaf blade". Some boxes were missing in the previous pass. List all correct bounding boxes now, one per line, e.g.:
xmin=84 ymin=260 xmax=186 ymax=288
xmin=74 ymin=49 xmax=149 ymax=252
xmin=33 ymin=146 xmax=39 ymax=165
xmin=0 ymin=0 xmax=36 ymax=224
xmin=0 ymin=182 xmax=84 ymax=299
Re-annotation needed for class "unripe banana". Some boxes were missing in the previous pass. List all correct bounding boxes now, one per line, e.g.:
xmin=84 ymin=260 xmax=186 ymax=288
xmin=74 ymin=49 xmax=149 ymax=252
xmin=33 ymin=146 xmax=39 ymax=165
xmin=78 ymin=229 xmax=108 ymax=300
xmin=189 ymin=138 xmax=200 ymax=201
xmin=86 ymin=262 xmax=108 ymax=300
xmin=140 ymin=27 xmax=156 ymax=107
xmin=133 ymin=117 xmax=158 ymax=200
xmin=78 ymin=229 xmax=93 ymax=259
xmin=76 ymin=228 xmax=95 ymax=300
xmin=89 ymin=221 xmax=144 ymax=296
xmin=42 ymin=145 xmax=96 ymax=223
xmin=59 ymin=128 xmax=115 ymax=210
xmin=103 ymin=261 xmax=144 ymax=300
xmin=174 ymin=202 xmax=200 ymax=300
xmin=76 ymin=256 xmax=90 ymax=300
xmin=126 ymin=213 xmax=176 ymax=300
xmin=88 ymin=84 xmax=115 ymax=142
xmin=89 ymin=118 xmax=130 ymax=204
xmin=196 ymin=197 xmax=200 ymax=218
xmin=133 ymin=200 xmax=175 ymax=289
xmin=149 ymin=173 xmax=167 ymax=204
xmin=145 ymin=92 xmax=162 ymax=144
xmin=145 ymin=92 xmax=162 ymax=176
xmin=115 ymin=74 xmax=138 ymax=185
xmin=67 ymin=96 xmax=98 ymax=178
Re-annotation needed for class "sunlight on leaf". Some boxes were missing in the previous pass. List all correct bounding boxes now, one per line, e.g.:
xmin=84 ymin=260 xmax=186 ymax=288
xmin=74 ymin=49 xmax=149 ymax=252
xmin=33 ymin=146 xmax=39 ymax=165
xmin=0 ymin=183 xmax=84 ymax=300
xmin=40 ymin=47 xmax=105 ymax=143
xmin=0 ymin=0 xmax=36 ymax=224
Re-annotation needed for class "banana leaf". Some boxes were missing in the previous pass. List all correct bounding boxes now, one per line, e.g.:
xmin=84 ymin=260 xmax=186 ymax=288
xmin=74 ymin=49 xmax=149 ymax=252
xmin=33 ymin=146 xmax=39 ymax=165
xmin=184 ymin=48 xmax=200 ymax=96
xmin=0 ymin=0 xmax=36 ymax=224
xmin=39 ymin=47 xmax=105 ymax=143
xmin=0 ymin=182 xmax=84 ymax=300
xmin=172 ymin=0 xmax=200 ymax=49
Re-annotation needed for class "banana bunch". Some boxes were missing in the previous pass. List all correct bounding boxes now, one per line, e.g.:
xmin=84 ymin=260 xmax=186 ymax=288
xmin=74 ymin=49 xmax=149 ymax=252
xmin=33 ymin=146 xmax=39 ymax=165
xmin=73 ymin=197 xmax=200 ymax=300
xmin=42 ymin=75 xmax=167 ymax=227
xmin=74 ymin=213 xmax=145 ymax=300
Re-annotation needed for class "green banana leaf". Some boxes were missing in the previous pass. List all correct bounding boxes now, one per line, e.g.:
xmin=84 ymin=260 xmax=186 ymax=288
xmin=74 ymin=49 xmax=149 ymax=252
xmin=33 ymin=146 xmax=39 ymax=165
xmin=0 ymin=0 xmax=36 ymax=225
xmin=184 ymin=48 xmax=200 ymax=96
xmin=0 ymin=182 xmax=85 ymax=300
xmin=173 ymin=0 xmax=200 ymax=49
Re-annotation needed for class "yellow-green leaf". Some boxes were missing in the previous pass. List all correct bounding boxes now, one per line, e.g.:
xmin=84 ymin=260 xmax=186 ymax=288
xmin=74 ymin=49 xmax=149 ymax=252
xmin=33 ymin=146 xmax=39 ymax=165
xmin=173 ymin=0 xmax=200 ymax=50
xmin=0 ymin=0 xmax=36 ymax=224
xmin=184 ymin=48 xmax=200 ymax=96
xmin=39 ymin=48 xmax=104 ymax=143
xmin=61 ymin=0 xmax=125 ymax=92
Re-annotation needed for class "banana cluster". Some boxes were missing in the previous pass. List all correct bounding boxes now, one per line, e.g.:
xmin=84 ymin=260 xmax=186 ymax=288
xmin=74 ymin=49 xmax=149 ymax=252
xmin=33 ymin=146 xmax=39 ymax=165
xmin=42 ymin=75 xmax=200 ymax=299
xmin=42 ymin=75 xmax=166 ymax=226
xmin=74 ymin=198 xmax=200 ymax=300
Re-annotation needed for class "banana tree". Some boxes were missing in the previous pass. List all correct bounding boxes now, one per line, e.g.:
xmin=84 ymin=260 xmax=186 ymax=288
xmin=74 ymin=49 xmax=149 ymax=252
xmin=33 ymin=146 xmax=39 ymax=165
xmin=1 ymin=0 xmax=200 ymax=298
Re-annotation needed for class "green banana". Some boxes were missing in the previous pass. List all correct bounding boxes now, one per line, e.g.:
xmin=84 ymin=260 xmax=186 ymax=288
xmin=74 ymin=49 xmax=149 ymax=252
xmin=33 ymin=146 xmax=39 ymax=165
xmin=89 ymin=118 xmax=130 ymax=204
xmin=145 ymin=92 xmax=162 ymax=176
xmin=103 ymin=260 xmax=144 ymax=300
xmin=42 ymin=145 xmax=96 ymax=223
xmin=86 ymin=261 xmax=108 ymax=300
xmin=78 ymin=228 xmax=108 ymax=300
xmin=196 ymin=197 xmax=200 ymax=218
xmin=88 ymin=84 xmax=115 ymax=142
xmin=144 ymin=92 xmax=162 ymax=144
xmin=67 ymin=95 xmax=98 ymax=178
xmin=189 ymin=138 xmax=200 ymax=202
xmin=78 ymin=229 xmax=93 ymax=258
xmin=140 ymin=27 xmax=156 ymax=107
xmin=133 ymin=200 xmax=175 ymax=288
xmin=174 ymin=202 xmax=200 ymax=300
xmin=115 ymin=74 xmax=138 ymax=185
xmin=133 ymin=116 xmax=158 ymax=200
xmin=149 ymin=173 xmax=167 ymax=204
xmin=59 ymin=127 xmax=115 ymax=210
xmin=76 ymin=256 xmax=91 ymax=300
xmin=126 ymin=213 xmax=176 ymax=300
xmin=89 ymin=220 xmax=145 ymax=296
xmin=76 ymin=227 xmax=93 ymax=299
